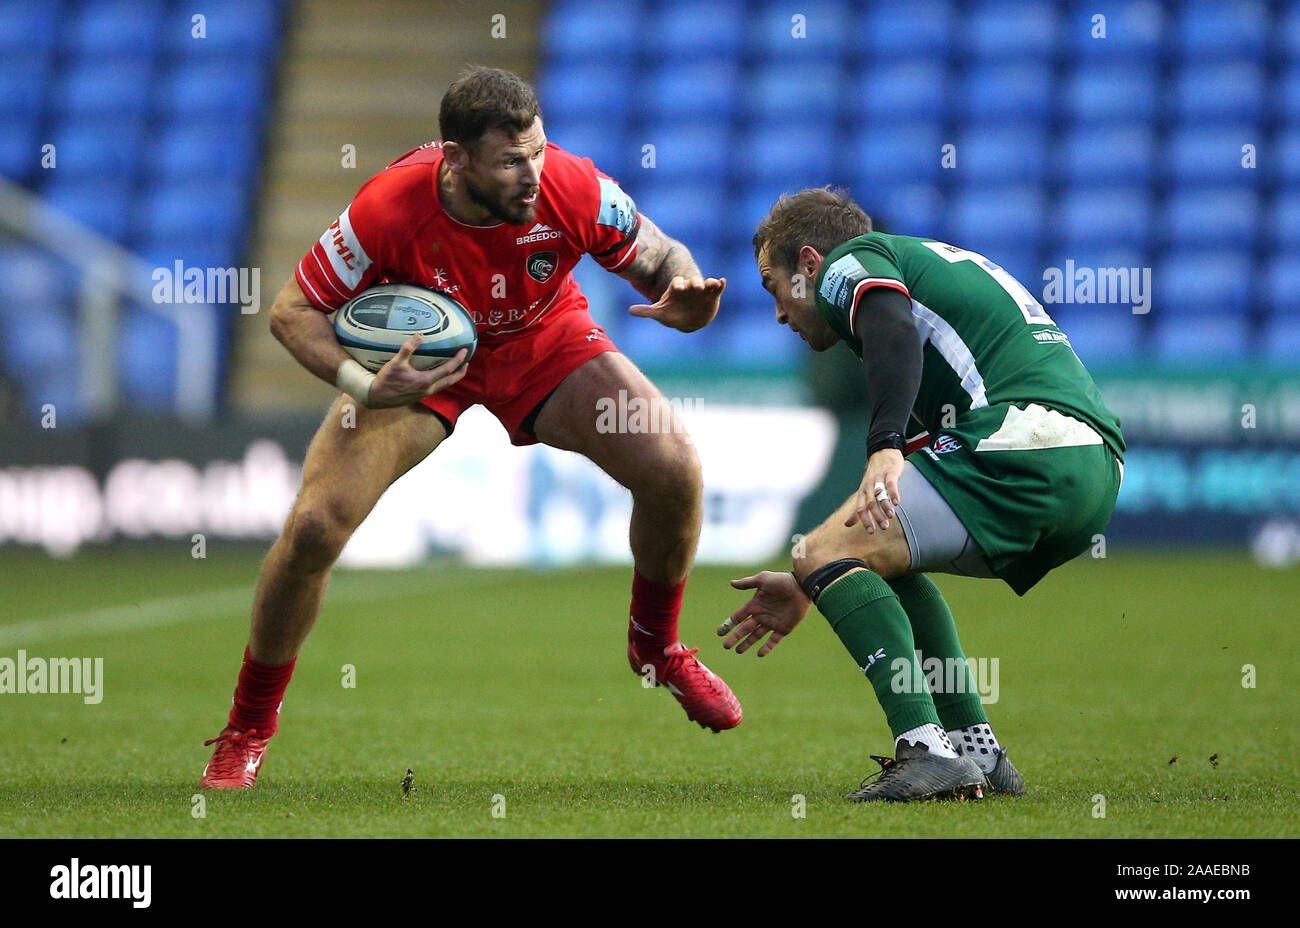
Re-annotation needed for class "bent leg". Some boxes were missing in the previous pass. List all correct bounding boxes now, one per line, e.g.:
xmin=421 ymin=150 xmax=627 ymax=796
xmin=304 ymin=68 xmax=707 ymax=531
xmin=250 ymin=396 xmax=448 ymax=663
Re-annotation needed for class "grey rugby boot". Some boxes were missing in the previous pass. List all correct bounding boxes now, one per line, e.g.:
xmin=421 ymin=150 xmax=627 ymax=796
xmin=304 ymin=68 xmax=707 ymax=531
xmin=979 ymin=747 xmax=1024 ymax=796
xmin=846 ymin=740 xmax=986 ymax=802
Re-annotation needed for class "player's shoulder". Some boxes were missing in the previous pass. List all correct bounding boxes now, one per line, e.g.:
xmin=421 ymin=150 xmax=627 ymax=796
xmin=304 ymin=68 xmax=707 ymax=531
xmin=350 ymin=141 xmax=442 ymax=225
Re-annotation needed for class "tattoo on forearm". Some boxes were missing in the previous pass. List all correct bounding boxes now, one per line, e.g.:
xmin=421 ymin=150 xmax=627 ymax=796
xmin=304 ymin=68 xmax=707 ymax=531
xmin=619 ymin=217 xmax=700 ymax=300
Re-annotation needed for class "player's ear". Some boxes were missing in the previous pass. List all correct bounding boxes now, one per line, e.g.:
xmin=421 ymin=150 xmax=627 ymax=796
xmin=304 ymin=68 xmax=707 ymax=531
xmin=442 ymin=140 xmax=467 ymax=174
xmin=798 ymin=245 xmax=823 ymax=280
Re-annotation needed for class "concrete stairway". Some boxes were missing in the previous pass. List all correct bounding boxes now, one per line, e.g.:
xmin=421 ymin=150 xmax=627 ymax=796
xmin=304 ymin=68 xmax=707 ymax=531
xmin=232 ymin=0 xmax=543 ymax=413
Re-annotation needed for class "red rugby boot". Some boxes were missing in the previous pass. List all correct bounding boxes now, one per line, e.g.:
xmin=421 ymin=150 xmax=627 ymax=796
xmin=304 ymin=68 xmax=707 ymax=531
xmin=200 ymin=727 xmax=270 ymax=789
xmin=629 ymin=640 xmax=743 ymax=732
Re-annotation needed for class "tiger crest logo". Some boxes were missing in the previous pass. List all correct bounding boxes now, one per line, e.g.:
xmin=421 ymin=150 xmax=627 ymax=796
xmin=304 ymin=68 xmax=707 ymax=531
xmin=526 ymin=251 xmax=558 ymax=283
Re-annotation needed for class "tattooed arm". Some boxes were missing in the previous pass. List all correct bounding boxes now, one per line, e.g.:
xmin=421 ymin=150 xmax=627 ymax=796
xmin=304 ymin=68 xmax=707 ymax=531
xmin=617 ymin=214 xmax=725 ymax=333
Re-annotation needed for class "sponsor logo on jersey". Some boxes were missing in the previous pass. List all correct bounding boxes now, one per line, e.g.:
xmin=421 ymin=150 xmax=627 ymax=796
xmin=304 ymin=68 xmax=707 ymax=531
xmin=527 ymin=251 xmax=558 ymax=283
xmin=932 ymin=434 xmax=963 ymax=454
xmin=819 ymin=253 xmax=868 ymax=312
xmin=596 ymin=177 xmax=637 ymax=234
xmin=319 ymin=207 xmax=372 ymax=289
xmin=1032 ymin=329 xmax=1072 ymax=345
xmin=516 ymin=222 xmax=563 ymax=245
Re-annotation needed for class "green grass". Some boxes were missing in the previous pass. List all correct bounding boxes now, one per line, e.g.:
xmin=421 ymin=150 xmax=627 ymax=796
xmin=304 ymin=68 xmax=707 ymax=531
xmin=0 ymin=549 xmax=1296 ymax=837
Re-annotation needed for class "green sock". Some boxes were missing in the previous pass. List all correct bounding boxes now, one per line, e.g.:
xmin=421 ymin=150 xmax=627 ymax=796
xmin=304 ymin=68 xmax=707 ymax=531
xmin=815 ymin=570 xmax=940 ymax=738
xmin=888 ymin=574 xmax=989 ymax=732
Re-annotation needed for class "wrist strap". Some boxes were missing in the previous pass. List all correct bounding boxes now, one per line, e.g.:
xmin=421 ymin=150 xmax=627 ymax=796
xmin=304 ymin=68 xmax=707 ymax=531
xmin=335 ymin=359 xmax=376 ymax=407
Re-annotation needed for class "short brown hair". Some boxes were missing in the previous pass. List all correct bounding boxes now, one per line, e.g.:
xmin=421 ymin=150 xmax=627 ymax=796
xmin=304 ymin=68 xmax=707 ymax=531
xmin=753 ymin=187 xmax=872 ymax=273
xmin=439 ymin=67 xmax=541 ymax=153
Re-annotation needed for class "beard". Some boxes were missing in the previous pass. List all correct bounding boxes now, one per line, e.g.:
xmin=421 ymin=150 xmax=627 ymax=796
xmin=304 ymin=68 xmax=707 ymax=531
xmin=464 ymin=175 xmax=537 ymax=226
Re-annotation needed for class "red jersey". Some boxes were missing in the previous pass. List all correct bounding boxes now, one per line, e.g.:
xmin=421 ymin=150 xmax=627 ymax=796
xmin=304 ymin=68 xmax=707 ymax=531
xmin=295 ymin=141 xmax=641 ymax=337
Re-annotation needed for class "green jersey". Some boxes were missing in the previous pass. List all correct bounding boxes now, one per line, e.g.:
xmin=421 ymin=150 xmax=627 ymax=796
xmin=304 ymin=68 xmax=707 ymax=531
xmin=814 ymin=232 xmax=1125 ymax=460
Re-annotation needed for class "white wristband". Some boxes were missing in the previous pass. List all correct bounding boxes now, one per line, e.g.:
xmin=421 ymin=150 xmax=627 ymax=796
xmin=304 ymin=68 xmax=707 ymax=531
xmin=335 ymin=359 xmax=376 ymax=407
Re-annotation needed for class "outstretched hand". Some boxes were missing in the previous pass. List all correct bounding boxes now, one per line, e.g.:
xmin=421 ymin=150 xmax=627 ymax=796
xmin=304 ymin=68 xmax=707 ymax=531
xmin=629 ymin=276 xmax=725 ymax=333
xmin=718 ymin=570 xmax=813 ymax=657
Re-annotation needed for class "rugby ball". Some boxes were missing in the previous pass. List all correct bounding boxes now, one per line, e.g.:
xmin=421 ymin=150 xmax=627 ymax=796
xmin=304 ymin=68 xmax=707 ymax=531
xmin=333 ymin=283 xmax=477 ymax=372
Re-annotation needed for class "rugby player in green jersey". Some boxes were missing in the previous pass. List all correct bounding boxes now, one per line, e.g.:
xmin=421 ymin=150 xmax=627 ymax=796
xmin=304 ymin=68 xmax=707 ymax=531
xmin=721 ymin=188 xmax=1125 ymax=802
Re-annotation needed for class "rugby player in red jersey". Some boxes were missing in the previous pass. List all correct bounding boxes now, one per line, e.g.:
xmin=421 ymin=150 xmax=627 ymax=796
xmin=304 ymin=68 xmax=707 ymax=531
xmin=200 ymin=68 xmax=738 ymax=788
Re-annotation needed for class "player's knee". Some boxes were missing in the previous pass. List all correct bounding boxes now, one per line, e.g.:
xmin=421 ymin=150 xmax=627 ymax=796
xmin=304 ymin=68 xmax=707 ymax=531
xmin=629 ymin=432 xmax=701 ymax=503
xmin=794 ymin=530 xmax=902 ymax=583
xmin=280 ymin=504 xmax=352 ymax=572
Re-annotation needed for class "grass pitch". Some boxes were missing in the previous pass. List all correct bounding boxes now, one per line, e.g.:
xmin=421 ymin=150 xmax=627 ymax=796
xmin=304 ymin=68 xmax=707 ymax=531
xmin=0 ymin=548 xmax=1295 ymax=838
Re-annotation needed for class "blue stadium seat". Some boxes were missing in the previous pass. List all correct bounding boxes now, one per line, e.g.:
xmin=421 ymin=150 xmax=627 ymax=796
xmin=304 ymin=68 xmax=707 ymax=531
xmin=0 ymin=248 xmax=78 ymax=320
xmin=1268 ymin=191 xmax=1300 ymax=248
xmin=1273 ymin=129 xmax=1300 ymax=188
xmin=962 ymin=63 xmax=1053 ymax=121
xmin=135 ymin=234 xmax=239 ymax=269
xmin=540 ymin=62 xmax=633 ymax=126
xmin=709 ymin=302 xmax=802 ymax=368
xmin=1263 ymin=257 xmax=1300 ymax=316
xmin=617 ymin=318 xmax=711 ymax=367
xmin=1279 ymin=4 xmax=1300 ymax=61
xmin=852 ymin=62 xmax=948 ymax=123
xmin=959 ymin=2 xmax=1058 ymax=59
xmin=632 ymin=182 xmax=722 ymax=247
xmin=1164 ymin=188 xmax=1260 ymax=248
xmin=1174 ymin=1 xmax=1267 ymax=61
xmin=52 ymin=59 xmax=156 ymax=120
xmin=856 ymin=0 xmax=956 ymax=58
xmin=545 ymin=125 xmax=627 ymax=179
xmin=0 ymin=115 xmax=39 ymax=182
xmin=41 ymin=177 xmax=134 ymax=241
xmin=1282 ymin=65 xmax=1300 ymax=124
xmin=0 ymin=1 xmax=60 ymax=57
xmin=1171 ymin=63 xmax=1263 ymax=123
xmin=948 ymin=187 xmax=1047 ymax=253
xmin=1261 ymin=315 xmax=1300 ymax=363
xmin=1064 ymin=65 xmax=1158 ymax=125
xmin=645 ymin=0 xmax=746 ymax=61
xmin=542 ymin=0 xmax=644 ymax=64
xmin=117 ymin=305 xmax=179 ymax=413
xmin=1057 ymin=125 xmax=1156 ymax=186
xmin=136 ymin=180 xmax=246 ymax=256
xmin=1056 ymin=188 xmax=1152 ymax=250
xmin=1157 ymin=252 xmax=1252 ymax=316
xmin=743 ymin=62 xmax=841 ymax=120
xmin=875 ymin=184 xmax=944 ymax=237
xmin=160 ymin=0 xmax=280 ymax=56
xmin=147 ymin=120 xmax=258 ymax=186
xmin=955 ymin=128 xmax=1048 ymax=185
xmin=1050 ymin=308 xmax=1143 ymax=363
xmin=1 ymin=63 xmax=49 ymax=121
xmin=1063 ymin=1 xmax=1163 ymax=59
xmin=1168 ymin=126 xmax=1258 ymax=184
xmin=843 ymin=125 xmax=943 ymax=187
xmin=739 ymin=121 xmax=837 ymax=187
xmin=633 ymin=61 xmax=738 ymax=122
xmin=746 ymin=0 xmax=850 ymax=61
xmin=65 ymin=0 xmax=164 ymax=56
xmin=46 ymin=120 xmax=143 ymax=180
xmin=160 ymin=62 xmax=267 ymax=119
xmin=630 ymin=124 xmax=729 ymax=182
xmin=1152 ymin=314 xmax=1250 ymax=361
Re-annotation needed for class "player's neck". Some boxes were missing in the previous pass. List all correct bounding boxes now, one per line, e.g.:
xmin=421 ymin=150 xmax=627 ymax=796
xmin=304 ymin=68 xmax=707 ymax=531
xmin=437 ymin=161 xmax=496 ymax=227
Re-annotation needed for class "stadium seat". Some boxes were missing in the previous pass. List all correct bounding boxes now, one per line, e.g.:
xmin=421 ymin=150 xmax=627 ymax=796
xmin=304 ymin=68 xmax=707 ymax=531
xmin=632 ymin=182 xmax=723 ymax=247
xmin=64 ymin=0 xmax=165 ymax=56
xmin=628 ymin=124 xmax=729 ymax=183
xmin=1174 ymin=1 xmax=1267 ymax=61
xmin=1167 ymin=126 xmax=1258 ymax=185
xmin=542 ymin=0 xmax=645 ymax=64
xmin=1062 ymin=1 xmax=1164 ymax=59
xmin=136 ymin=180 xmax=246 ymax=256
xmin=948 ymin=187 xmax=1047 ymax=255
xmin=45 ymin=120 xmax=144 ymax=181
xmin=1 ymin=64 xmax=49 ymax=121
xmin=709 ymin=302 xmax=803 ymax=367
xmin=52 ymin=59 xmax=156 ymax=120
xmin=1157 ymin=252 xmax=1253 ymax=316
xmin=852 ymin=62 xmax=948 ymax=123
xmin=739 ymin=121 xmax=837 ymax=187
xmin=1056 ymin=188 xmax=1152 ymax=251
xmin=146 ymin=121 xmax=258 ymax=186
xmin=856 ymin=0 xmax=956 ymax=58
xmin=0 ymin=1 xmax=59 ymax=58
xmin=874 ymin=184 xmax=944 ymax=237
xmin=1051 ymin=308 xmax=1143 ymax=363
xmin=160 ymin=0 xmax=280 ymax=56
xmin=843 ymin=124 xmax=944 ymax=188
xmin=1163 ymin=188 xmax=1260 ymax=248
xmin=1171 ymin=63 xmax=1263 ymax=123
xmin=962 ymin=63 xmax=1053 ymax=122
xmin=0 ymin=116 xmax=39 ymax=183
xmin=633 ymin=61 xmax=738 ymax=122
xmin=1262 ymin=257 xmax=1300 ymax=316
xmin=645 ymin=0 xmax=746 ymax=61
xmin=959 ymin=2 xmax=1058 ymax=59
xmin=541 ymin=125 xmax=627 ymax=179
xmin=1279 ymin=3 xmax=1300 ymax=61
xmin=1268 ymin=191 xmax=1300 ymax=248
xmin=1152 ymin=314 xmax=1251 ymax=361
xmin=954 ymin=128 xmax=1049 ymax=185
xmin=1260 ymin=315 xmax=1300 ymax=363
xmin=743 ymin=62 xmax=841 ymax=121
xmin=41 ymin=177 xmax=134 ymax=241
xmin=1272 ymin=128 xmax=1300 ymax=188
xmin=540 ymin=62 xmax=633 ymax=126
xmin=117 ymin=305 xmax=180 ymax=413
xmin=745 ymin=0 xmax=850 ymax=61
xmin=1056 ymin=125 xmax=1156 ymax=186
xmin=159 ymin=62 xmax=267 ymax=119
xmin=1064 ymin=65 xmax=1159 ymax=125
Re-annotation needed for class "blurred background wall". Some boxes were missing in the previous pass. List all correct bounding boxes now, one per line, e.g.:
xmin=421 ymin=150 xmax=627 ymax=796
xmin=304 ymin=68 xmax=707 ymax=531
xmin=2 ymin=0 xmax=1299 ymax=565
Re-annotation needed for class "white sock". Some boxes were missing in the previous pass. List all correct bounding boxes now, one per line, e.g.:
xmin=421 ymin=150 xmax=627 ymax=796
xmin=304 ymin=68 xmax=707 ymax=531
xmin=896 ymin=723 xmax=958 ymax=758
xmin=948 ymin=723 xmax=1002 ymax=773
